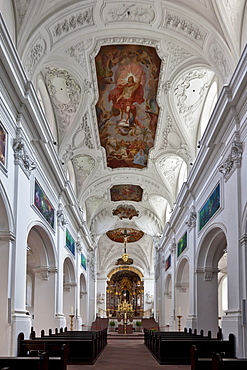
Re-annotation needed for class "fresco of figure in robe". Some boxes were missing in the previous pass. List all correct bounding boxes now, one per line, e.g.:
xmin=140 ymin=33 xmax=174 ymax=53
xmin=95 ymin=44 xmax=161 ymax=169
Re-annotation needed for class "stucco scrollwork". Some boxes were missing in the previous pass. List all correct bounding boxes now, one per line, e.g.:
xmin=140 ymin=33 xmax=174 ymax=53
xmin=174 ymin=69 xmax=209 ymax=128
xmin=72 ymin=112 xmax=94 ymax=150
xmin=102 ymin=3 xmax=155 ymax=24
xmin=16 ymin=0 xmax=31 ymax=28
xmin=209 ymin=42 xmax=231 ymax=82
xmin=44 ymin=68 xmax=81 ymax=136
xmin=13 ymin=127 xmax=36 ymax=177
xmin=71 ymin=154 xmax=95 ymax=187
xmin=51 ymin=8 xmax=94 ymax=41
xmin=218 ymin=140 xmax=243 ymax=181
xmin=169 ymin=239 xmax=176 ymax=255
xmin=88 ymin=249 xmax=96 ymax=282
xmin=66 ymin=39 xmax=92 ymax=76
xmin=162 ymin=10 xmax=206 ymax=47
xmin=163 ymin=41 xmax=192 ymax=74
xmin=186 ymin=205 xmax=197 ymax=230
xmin=25 ymin=38 xmax=46 ymax=78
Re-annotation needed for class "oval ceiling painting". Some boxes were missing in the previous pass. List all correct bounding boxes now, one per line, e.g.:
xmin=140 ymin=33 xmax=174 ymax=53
xmin=95 ymin=44 xmax=161 ymax=169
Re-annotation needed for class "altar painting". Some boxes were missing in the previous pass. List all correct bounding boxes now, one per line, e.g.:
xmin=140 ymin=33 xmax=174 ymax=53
xmin=0 ymin=125 xmax=6 ymax=165
xmin=110 ymin=184 xmax=143 ymax=202
xmin=177 ymin=232 xmax=187 ymax=257
xmin=95 ymin=44 xmax=161 ymax=169
xmin=199 ymin=184 xmax=220 ymax=231
xmin=34 ymin=180 xmax=54 ymax=228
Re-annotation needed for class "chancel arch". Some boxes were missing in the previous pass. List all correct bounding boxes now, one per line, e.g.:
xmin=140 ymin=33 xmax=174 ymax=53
xmin=196 ymin=226 xmax=227 ymax=336
xmin=26 ymin=224 xmax=57 ymax=334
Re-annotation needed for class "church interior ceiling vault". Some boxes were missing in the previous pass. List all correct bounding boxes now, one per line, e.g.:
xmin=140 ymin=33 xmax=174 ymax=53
xmin=11 ymin=0 xmax=247 ymax=273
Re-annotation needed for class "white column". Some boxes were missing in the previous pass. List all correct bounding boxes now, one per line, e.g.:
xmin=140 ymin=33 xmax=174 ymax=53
xmin=186 ymin=209 xmax=197 ymax=330
xmin=75 ymin=239 xmax=82 ymax=330
xmin=54 ymin=220 xmax=66 ymax=329
xmin=11 ymin=165 xmax=32 ymax=355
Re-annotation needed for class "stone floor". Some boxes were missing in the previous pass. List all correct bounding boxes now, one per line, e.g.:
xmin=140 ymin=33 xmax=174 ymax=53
xmin=67 ymin=338 xmax=191 ymax=370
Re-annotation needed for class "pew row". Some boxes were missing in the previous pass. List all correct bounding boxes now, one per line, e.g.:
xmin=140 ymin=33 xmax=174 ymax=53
xmin=0 ymin=351 xmax=52 ymax=370
xmin=33 ymin=328 xmax=107 ymax=361
xmin=212 ymin=352 xmax=247 ymax=370
xmin=19 ymin=328 xmax=107 ymax=365
xmin=144 ymin=329 xmax=235 ymax=365
xmin=191 ymin=345 xmax=247 ymax=370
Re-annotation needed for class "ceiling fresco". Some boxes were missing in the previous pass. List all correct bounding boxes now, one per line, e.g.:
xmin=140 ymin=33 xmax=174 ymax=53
xmin=95 ymin=44 xmax=161 ymax=169
xmin=110 ymin=184 xmax=143 ymax=202
xmin=112 ymin=204 xmax=139 ymax=220
xmin=106 ymin=228 xmax=144 ymax=243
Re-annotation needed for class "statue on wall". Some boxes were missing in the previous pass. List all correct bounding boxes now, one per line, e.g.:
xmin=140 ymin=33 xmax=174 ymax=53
xmin=97 ymin=292 xmax=105 ymax=304
xmin=146 ymin=291 xmax=153 ymax=304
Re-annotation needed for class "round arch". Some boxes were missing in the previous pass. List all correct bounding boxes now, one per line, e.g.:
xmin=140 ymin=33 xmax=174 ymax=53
xmin=79 ymin=272 xmax=87 ymax=328
xmin=175 ymin=256 xmax=190 ymax=330
xmin=0 ymin=187 xmax=15 ymax=355
xmin=63 ymin=256 xmax=77 ymax=328
xmin=26 ymin=223 xmax=58 ymax=334
xmin=164 ymin=273 xmax=172 ymax=329
xmin=196 ymin=225 xmax=227 ymax=336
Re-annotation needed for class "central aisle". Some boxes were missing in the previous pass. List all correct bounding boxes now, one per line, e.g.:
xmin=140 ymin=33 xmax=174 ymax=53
xmin=68 ymin=338 xmax=191 ymax=370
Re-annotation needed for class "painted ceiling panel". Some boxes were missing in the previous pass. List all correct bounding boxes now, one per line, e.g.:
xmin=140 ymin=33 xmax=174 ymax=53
xmin=95 ymin=44 xmax=161 ymax=169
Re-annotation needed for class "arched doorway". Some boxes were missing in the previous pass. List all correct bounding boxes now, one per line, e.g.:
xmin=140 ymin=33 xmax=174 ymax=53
xmin=164 ymin=273 xmax=172 ymax=328
xmin=175 ymin=258 xmax=190 ymax=331
xmin=196 ymin=226 xmax=227 ymax=336
xmin=106 ymin=267 xmax=144 ymax=317
xmin=0 ymin=189 xmax=14 ymax=355
xmin=80 ymin=273 xmax=87 ymax=328
xmin=63 ymin=257 xmax=76 ymax=328
xmin=26 ymin=225 xmax=57 ymax=334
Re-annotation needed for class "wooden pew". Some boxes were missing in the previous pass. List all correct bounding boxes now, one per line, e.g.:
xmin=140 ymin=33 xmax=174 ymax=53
xmin=212 ymin=352 xmax=247 ymax=370
xmin=17 ymin=336 xmax=67 ymax=370
xmin=191 ymin=344 xmax=214 ymax=370
xmin=19 ymin=329 xmax=106 ymax=365
xmin=35 ymin=329 xmax=106 ymax=358
xmin=158 ymin=334 xmax=235 ymax=365
xmin=145 ymin=328 xmax=235 ymax=365
xmin=0 ymin=352 xmax=48 ymax=370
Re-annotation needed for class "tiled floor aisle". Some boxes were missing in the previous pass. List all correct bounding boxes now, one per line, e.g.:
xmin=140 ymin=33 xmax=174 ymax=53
xmin=68 ymin=339 xmax=191 ymax=370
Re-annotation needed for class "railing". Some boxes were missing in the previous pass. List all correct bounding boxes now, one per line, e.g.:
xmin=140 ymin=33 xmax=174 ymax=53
xmin=143 ymin=308 xmax=153 ymax=318
xmin=98 ymin=307 xmax=108 ymax=318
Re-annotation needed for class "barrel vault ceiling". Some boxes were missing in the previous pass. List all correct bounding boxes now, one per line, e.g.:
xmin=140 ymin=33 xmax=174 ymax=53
xmin=11 ymin=0 xmax=246 ymax=275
